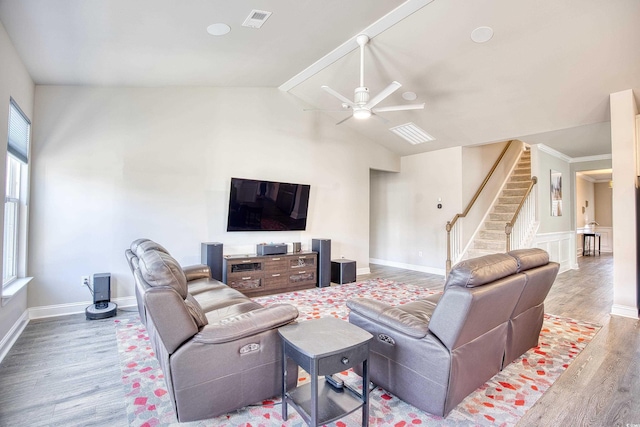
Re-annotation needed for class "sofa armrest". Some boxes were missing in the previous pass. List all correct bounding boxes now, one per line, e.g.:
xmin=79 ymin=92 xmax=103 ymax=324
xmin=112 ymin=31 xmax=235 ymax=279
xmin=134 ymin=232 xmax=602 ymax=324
xmin=193 ymin=304 xmax=299 ymax=344
xmin=347 ymin=298 xmax=429 ymax=339
xmin=183 ymin=264 xmax=211 ymax=281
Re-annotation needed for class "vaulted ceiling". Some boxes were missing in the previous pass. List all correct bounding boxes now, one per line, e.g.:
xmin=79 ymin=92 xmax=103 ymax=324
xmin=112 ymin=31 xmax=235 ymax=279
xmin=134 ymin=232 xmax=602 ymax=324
xmin=1 ymin=0 xmax=639 ymax=157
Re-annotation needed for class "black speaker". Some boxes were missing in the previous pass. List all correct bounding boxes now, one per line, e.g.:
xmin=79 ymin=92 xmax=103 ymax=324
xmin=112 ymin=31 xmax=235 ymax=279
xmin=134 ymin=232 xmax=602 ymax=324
xmin=312 ymin=238 xmax=331 ymax=288
xmin=93 ymin=273 xmax=111 ymax=303
xmin=201 ymin=242 xmax=223 ymax=281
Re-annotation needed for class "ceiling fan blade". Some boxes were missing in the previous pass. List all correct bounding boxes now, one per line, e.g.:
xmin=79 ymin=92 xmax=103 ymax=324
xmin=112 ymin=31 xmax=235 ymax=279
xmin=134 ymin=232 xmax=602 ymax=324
xmin=372 ymin=103 xmax=425 ymax=113
xmin=335 ymin=115 xmax=353 ymax=125
xmin=365 ymin=81 xmax=402 ymax=109
xmin=321 ymin=85 xmax=356 ymax=108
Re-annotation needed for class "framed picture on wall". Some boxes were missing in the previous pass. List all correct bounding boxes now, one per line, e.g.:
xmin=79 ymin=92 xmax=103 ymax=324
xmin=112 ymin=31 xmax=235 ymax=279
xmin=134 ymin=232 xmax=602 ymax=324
xmin=550 ymin=169 xmax=562 ymax=216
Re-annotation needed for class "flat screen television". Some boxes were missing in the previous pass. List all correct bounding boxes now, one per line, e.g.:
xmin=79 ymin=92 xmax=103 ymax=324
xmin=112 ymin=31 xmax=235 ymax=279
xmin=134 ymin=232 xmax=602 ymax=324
xmin=226 ymin=178 xmax=311 ymax=232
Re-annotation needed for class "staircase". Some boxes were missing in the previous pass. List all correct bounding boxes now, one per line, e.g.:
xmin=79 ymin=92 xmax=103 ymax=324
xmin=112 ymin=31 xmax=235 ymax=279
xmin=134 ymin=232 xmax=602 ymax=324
xmin=466 ymin=150 xmax=531 ymax=259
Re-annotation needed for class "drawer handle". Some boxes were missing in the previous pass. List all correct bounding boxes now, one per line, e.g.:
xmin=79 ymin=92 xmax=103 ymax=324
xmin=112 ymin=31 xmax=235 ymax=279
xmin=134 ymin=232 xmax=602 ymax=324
xmin=299 ymin=271 xmax=306 ymax=274
xmin=298 ymin=256 xmax=307 ymax=259
xmin=242 ymin=276 xmax=251 ymax=280
xmin=272 ymin=257 xmax=281 ymax=261
xmin=272 ymin=273 xmax=280 ymax=277
xmin=241 ymin=260 xmax=252 ymax=263
xmin=341 ymin=357 xmax=349 ymax=365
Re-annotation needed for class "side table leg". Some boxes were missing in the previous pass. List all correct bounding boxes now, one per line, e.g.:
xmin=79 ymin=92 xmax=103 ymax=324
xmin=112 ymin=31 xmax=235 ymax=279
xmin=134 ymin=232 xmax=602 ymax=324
xmin=282 ymin=342 xmax=288 ymax=421
xmin=311 ymin=361 xmax=318 ymax=427
xmin=362 ymin=359 xmax=369 ymax=427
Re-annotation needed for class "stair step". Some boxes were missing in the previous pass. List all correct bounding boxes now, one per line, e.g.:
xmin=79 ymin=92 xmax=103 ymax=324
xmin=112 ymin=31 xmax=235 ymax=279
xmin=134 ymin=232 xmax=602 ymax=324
xmin=502 ymin=188 xmax=528 ymax=197
xmin=498 ymin=196 xmax=523 ymax=204
xmin=510 ymin=174 xmax=532 ymax=182
xmin=505 ymin=181 xmax=531 ymax=189
xmin=484 ymin=221 xmax=508 ymax=230
xmin=490 ymin=212 xmax=513 ymax=221
xmin=514 ymin=166 xmax=531 ymax=173
xmin=479 ymin=229 xmax=507 ymax=240
xmin=493 ymin=204 xmax=518 ymax=213
xmin=473 ymin=239 xmax=507 ymax=251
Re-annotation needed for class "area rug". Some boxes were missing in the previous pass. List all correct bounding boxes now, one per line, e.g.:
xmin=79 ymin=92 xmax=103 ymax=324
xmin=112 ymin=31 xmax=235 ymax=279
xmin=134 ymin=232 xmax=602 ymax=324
xmin=115 ymin=279 xmax=600 ymax=426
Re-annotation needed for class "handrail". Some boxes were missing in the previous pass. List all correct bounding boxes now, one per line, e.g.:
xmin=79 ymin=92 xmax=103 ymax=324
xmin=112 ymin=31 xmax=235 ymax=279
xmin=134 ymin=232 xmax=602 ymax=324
xmin=445 ymin=140 xmax=513 ymax=274
xmin=445 ymin=140 xmax=513 ymax=232
xmin=505 ymin=176 xmax=538 ymax=251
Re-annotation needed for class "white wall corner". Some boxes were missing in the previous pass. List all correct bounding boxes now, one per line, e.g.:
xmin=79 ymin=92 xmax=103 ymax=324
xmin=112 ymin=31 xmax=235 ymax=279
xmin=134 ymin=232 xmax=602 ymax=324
xmin=0 ymin=309 xmax=29 ymax=364
xmin=356 ymin=267 xmax=371 ymax=276
xmin=611 ymin=304 xmax=639 ymax=319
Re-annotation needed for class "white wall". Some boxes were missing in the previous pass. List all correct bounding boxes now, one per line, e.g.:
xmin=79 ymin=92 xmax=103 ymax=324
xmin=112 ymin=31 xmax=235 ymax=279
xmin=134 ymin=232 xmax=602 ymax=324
xmin=29 ymin=86 xmax=400 ymax=310
xmin=370 ymin=147 xmax=463 ymax=274
xmin=610 ymin=89 xmax=638 ymax=319
xmin=0 ymin=21 xmax=34 ymax=351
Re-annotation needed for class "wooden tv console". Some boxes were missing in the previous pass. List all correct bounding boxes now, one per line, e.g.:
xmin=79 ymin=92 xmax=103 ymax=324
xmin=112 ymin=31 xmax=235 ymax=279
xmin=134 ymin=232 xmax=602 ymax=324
xmin=222 ymin=251 xmax=317 ymax=297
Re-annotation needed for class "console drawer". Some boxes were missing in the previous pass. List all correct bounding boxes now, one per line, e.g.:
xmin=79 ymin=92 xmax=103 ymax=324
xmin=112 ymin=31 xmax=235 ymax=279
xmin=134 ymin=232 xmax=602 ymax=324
xmin=228 ymin=276 xmax=262 ymax=291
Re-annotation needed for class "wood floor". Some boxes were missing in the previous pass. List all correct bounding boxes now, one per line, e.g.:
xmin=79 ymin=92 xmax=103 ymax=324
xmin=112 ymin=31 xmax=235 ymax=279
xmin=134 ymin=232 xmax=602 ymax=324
xmin=0 ymin=254 xmax=638 ymax=426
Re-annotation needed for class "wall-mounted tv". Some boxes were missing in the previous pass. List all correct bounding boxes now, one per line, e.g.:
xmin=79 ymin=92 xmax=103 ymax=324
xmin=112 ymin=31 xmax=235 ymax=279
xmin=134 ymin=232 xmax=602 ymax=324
xmin=226 ymin=178 xmax=311 ymax=232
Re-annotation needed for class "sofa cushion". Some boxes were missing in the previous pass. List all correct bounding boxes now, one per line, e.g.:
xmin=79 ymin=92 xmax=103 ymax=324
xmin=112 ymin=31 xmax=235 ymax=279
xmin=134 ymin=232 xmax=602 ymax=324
xmin=508 ymin=248 xmax=549 ymax=272
xmin=135 ymin=239 xmax=170 ymax=258
xmin=139 ymin=250 xmax=188 ymax=299
xmin=445 ymin=253 xmax=518 ymax=288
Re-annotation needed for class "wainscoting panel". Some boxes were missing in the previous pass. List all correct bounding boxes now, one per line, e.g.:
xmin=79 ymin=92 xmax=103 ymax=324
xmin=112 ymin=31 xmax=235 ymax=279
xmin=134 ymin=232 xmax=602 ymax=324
xmin=534 ymin=231 xmax=577 ymax=273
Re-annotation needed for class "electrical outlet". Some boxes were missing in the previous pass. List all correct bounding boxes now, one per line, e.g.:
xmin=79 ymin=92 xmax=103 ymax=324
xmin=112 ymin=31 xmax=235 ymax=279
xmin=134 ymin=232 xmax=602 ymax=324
xmin=418 ymin=251 xmax=423 ymax=257
xmin=81 ymin=276 xmax=90 ymax=287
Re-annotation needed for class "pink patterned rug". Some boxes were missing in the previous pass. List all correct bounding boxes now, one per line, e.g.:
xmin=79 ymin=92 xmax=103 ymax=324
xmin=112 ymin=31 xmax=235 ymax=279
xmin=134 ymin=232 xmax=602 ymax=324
xmin=115 ymin=279 xmax=600 ymax=426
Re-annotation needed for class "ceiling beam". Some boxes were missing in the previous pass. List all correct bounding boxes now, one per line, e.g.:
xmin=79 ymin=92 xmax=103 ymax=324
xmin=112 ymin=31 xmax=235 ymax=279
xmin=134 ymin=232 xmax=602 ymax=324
xmin=278 ymin=0 xmax=434 ymax=92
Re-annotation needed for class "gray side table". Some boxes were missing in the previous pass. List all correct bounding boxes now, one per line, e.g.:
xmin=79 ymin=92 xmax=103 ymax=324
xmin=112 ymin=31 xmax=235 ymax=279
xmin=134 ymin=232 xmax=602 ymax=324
xmin=279 ymin=316 xmax=373 ymax=427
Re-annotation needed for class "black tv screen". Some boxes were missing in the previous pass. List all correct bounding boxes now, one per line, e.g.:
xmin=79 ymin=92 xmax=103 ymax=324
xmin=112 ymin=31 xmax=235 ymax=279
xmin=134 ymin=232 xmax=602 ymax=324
xmin=226 ymin=178 xmax=311 ymax=232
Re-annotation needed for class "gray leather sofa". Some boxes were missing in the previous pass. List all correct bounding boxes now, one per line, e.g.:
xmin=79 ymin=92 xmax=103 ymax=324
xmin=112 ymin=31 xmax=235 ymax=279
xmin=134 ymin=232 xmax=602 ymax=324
xmin=126 ymin=239 xmax=299 ymax=422
xmin=347 ymin=248 xmax=558 ymax=417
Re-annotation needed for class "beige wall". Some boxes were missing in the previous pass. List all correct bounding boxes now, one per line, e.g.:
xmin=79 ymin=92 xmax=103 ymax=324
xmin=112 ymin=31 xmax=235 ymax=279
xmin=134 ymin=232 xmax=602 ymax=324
xmin=370 ymin=147 xmax=463 ymax=273
xmin=0 ymin=21 xmax=35 ymax=345
xmin=29 ymin=86 xmax=400 ymax=309
xmin=575 ymin=175 xmax=595 ymax=228
xmin=594 ymin=182 xmax=613 ymax=227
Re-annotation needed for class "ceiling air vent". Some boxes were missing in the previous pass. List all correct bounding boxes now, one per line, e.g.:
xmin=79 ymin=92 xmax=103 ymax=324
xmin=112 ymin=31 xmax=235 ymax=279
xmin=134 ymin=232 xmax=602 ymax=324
xmin=242 ymin=10 xmax=272 ymax=29
xmin=389 ymin=122 xmax=436 ymax=145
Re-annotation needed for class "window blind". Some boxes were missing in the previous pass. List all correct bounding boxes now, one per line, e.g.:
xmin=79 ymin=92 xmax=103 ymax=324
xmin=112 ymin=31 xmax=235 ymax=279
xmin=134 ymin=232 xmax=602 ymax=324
xmin=7 ymin=99 xmax=30 ymax=164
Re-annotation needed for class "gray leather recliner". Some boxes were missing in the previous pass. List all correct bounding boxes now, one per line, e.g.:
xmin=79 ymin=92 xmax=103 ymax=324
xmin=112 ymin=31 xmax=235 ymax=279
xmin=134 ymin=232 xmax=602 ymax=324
xmin=347 ymin=249 xmax=558 ymax=417
xmin=126 ymin=240 xmax=299 ymax=422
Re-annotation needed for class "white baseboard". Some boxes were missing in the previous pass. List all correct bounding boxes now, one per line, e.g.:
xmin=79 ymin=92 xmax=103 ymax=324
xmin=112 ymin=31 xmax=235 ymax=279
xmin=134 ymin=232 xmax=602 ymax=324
xmin=356 ymin=267 xmax=371 ymax=276
xmin=611 ymin=304 xmax=639 ymax=319
xmin=28 ymin=296 xmax=137 ymax=320
xmin=0 ymin=309 xmax=29 ymax=364
xmin=370 ymin=258 xmax=445 ymax=276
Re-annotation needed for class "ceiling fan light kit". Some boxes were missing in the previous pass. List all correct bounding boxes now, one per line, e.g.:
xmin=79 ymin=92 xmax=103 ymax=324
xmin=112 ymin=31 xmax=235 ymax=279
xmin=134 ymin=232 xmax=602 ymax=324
xmin=316 ymin=34 xmax=425 ymax=124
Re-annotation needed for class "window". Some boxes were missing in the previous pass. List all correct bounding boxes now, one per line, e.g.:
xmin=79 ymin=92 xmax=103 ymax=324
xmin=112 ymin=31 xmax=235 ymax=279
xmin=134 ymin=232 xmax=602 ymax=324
xmin=3 ymin=99 xmax=30 ymax=287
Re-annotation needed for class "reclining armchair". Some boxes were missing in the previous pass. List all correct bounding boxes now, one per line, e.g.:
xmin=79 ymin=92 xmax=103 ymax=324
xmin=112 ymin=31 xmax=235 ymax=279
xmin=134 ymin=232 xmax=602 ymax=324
xmin=347 ymin=249 xmax=557 ymax=417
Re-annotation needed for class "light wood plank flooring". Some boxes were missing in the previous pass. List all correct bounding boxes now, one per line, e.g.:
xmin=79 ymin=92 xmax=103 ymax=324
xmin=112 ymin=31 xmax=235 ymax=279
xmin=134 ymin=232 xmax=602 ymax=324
xmin=0 ymin=254 xmax=638 ymax=426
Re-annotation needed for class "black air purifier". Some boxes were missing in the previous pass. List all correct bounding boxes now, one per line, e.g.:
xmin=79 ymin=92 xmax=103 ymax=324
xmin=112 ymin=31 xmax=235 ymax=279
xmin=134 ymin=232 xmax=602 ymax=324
xmin=86 ymin=273 xmax=117 ymax=320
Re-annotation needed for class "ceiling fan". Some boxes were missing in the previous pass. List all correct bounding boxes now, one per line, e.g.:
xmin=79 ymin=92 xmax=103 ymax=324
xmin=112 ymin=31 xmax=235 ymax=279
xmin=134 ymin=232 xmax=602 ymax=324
xmin=317 ymin=34 xmax=424 ymax=124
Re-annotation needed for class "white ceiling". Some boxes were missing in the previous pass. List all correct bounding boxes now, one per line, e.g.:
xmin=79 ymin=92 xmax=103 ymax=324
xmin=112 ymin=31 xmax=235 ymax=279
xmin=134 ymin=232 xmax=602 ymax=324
xmin=1 ymin=0 xmax=639 ymax=158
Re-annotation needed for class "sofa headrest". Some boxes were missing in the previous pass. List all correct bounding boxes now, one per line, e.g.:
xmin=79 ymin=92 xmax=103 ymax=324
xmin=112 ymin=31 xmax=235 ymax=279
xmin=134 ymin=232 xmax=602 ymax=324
xmin=139 ymin=250 xmax=188 ymax=299
xmin=130 ymin=238 xmax=151 ymax=253
xmin=446 ymin=253 xmax=518 ymax=288
xmin=508 ymin=248 xmax=549 ymax=272
xmin=134 ymin=240 xmax=170 ymax=258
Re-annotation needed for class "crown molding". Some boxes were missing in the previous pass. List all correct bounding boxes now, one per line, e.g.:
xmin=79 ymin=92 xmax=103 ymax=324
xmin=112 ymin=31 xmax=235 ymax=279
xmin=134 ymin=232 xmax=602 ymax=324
xmin=278 ymin=0 xmax=435 ymax=92
xmin=537 ymin=144 xmax=573 ymax=162
xmin=537 ymin=144 xmax=612 ymax=164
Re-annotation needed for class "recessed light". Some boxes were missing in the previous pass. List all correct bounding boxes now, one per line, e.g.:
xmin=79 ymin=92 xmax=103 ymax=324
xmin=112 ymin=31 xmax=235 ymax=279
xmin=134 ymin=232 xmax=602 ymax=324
xmin=207 ymin=23 xmax=231 ymax=36
xmin=402 ymin=91 xmax=417 ymax=101
xmin=471 ymin=26 xmax=493 ymax=43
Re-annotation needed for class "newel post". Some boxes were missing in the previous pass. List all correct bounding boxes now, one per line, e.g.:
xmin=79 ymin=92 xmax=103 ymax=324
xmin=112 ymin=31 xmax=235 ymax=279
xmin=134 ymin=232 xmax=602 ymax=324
xmin=445 ymin=221 xmax=452 ymax=276
xmin=505 ymin=223 xmax=513 ymax=252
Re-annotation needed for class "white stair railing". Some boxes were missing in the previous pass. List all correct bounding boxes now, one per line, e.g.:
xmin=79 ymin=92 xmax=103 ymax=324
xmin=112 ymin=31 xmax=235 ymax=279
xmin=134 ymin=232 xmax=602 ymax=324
xmin=505 ymin=176 xmax=538 ymax=251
